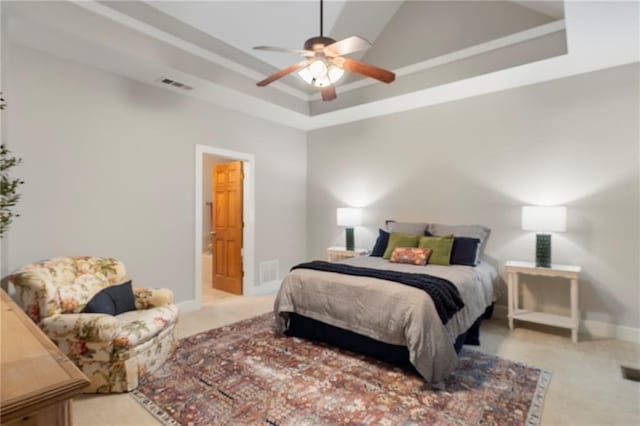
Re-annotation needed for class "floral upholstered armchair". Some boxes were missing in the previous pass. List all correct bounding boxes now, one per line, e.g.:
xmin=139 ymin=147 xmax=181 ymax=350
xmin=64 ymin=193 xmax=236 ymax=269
xmin=7 ymin=256 xmax=179 ymax=393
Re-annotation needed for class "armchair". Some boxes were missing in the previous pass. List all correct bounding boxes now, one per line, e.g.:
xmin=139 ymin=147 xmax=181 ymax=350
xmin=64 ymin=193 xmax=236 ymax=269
xmin=7 ymin=256 xmax=179 ymax=393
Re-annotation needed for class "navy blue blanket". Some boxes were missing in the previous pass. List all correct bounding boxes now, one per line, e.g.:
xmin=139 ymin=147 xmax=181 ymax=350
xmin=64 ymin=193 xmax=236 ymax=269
xmin=290 ymin=261 xmax=464 ymax=324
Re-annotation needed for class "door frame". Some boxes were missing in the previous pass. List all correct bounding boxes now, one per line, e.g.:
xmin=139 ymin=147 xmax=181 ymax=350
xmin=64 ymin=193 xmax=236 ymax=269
xmin=194 ymin=144 xmax=255 ymax=308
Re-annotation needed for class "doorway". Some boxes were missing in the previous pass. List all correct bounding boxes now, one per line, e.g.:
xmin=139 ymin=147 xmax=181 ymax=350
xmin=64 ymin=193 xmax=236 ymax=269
xmin=211 ymin=160 xmax=243 ymax=295
xmin=195 ymin=145 xmax=255 ymax=309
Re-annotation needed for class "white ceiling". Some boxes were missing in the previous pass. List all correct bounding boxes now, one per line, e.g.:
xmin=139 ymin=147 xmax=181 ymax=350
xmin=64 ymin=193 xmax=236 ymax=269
xmin=149 ymin=1 xmax=333 ymax=70
xmin=146 ymin=1 xmax=405 ymax=72
xmin=4 ymin=1 xmax=639 ymax=130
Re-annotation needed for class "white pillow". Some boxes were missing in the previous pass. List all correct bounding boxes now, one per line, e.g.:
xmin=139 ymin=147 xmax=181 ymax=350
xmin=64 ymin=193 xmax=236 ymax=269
xmin=385 ymin=220 xmax=428 ymax=235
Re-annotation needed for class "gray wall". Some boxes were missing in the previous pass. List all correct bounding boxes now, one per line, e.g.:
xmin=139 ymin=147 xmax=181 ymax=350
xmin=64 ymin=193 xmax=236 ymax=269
xmin=307 ymin=64 xmax=640 ymax=329
xmin=5 ymin=44 xmax=307 ymax=303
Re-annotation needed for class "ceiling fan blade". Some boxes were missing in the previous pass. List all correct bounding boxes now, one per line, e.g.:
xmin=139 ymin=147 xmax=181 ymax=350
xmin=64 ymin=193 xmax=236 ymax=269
xmin=321 ymin=85 xmax=337 ymax=101
xmin=256 ymin=60 xmax=310 ymax=87
xmin=253 ymin=46 xmax=314 ymax=57
xmin=324 ymin=36 xmax=372 ymax=57
xmin=334 ymin=57 xmax=395 ymax=84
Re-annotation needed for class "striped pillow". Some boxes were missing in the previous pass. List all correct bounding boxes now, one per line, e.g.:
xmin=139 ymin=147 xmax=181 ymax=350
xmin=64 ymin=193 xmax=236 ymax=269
xmin=389 ymin=247 xmax=433 ymax=266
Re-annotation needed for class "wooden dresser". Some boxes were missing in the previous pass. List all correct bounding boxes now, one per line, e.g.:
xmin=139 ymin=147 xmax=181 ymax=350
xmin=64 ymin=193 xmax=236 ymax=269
xmin=0 ymin=290 xmax=90 ymax=425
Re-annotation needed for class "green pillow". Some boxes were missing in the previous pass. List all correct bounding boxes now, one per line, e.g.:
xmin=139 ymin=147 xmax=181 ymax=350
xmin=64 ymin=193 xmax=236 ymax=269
xmin=383 ymin=232 xmax=421 ymax=259
xmin=418 ymin=235 xmax=454 ymax=265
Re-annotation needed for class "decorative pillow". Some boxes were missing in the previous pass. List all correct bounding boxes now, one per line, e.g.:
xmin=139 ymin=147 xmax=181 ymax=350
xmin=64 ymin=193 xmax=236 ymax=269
xmin=385 ymin=220 xmax=429 ymax=235
xmin=389 ymin=247 xmax=433 ymax=266
xmin=428 ymin=223 xmax=490 ymax=256
xmin=418 ymin=235 xmax=455 ymax=266
xmin=370 ymin=229 xmax=390 ymax=257
xmin=83 ymin=281 xmax=137 ymax=316
xmin=450 ymin=237 xmax=481 ymax=266
xmin=383 ymin=232 xmax=421 ymax=259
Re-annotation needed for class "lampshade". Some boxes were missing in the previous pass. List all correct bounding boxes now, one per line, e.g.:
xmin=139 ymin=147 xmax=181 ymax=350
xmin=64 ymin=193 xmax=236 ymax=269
xmin=522 ymin=206 xmax=567 ymax=232
xmin=336 ymin=208 xmax=362 ymax=227
xmin=298 ymin=60 xmax=344 ymax=87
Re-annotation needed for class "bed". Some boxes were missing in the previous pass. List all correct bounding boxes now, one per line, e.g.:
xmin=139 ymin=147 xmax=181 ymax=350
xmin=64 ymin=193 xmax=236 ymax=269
xmin=273 ymin=222 xmax=500 ymax=385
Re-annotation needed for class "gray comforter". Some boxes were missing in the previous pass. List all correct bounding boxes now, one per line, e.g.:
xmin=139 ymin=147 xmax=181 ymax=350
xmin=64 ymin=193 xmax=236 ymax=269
xmin=273 ymin=256 xmax=499 ymax=384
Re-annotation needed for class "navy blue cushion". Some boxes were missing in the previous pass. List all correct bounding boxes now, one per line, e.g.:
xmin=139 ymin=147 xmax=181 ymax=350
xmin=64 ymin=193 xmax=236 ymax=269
xmin=450 ymin=237 xmax=481 ymax=266
xmin=370 ymin=229 xmax=390 ymax=257
xmin=83 ymin=280 xmax=136 ymax=315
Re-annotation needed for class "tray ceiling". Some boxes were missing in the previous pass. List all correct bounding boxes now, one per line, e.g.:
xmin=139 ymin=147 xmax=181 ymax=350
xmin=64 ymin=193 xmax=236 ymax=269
xmin=3 ymin=1 xmax=638 ymax=130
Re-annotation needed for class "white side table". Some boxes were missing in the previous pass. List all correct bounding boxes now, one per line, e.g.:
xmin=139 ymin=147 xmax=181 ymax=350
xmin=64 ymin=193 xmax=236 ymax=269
xmin=505 ymin=260 xmax=581 ymax=343
xmin=326 ymin=247 xmax=368 ymax=262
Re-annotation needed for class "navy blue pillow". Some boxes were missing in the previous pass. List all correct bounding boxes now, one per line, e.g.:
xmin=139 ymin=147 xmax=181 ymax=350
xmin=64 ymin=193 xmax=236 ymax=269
xmin=450 ymin=237 xmax=481 ymax=266
xmin=370 ymin=229 xmax=390 ymax=257
xmin=83 ymin=280 xmax=136 ymax=315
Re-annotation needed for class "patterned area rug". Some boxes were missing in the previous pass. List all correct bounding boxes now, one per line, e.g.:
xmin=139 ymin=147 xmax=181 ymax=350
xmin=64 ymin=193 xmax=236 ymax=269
xmin=132 ymin=313 xmax=551 ymax=426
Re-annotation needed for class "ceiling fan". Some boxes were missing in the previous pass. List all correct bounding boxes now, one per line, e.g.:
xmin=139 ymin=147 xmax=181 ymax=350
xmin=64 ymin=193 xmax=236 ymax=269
xmin=253 ymin=0 xmax=395 ymax=101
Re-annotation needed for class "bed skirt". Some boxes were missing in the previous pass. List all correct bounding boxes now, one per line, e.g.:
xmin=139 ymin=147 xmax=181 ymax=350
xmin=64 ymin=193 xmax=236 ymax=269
xmin=284 ymin=304 xmax=494 ymax=373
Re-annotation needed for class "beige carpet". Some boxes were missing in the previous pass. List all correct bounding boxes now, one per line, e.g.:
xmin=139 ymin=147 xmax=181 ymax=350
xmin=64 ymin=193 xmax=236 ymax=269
xmin=73 ymin=293 xmax=640 ymax=426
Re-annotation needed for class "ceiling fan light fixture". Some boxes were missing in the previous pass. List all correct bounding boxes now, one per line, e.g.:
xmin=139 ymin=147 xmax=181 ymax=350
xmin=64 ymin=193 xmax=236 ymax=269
xmin=298 ymin=60 xmax=344 ymax=87
xmin=327 ymin=65 xmax=344 ymax=83
xmin=297 ymin=67 xmax=314 ymax=85
xmin=255 ymin=0 xmax=393 ymax=100
xmin=314 ymin=76 xmax=331 ymax=87
xmin=308 ymin=60 xmax=328 ymax=79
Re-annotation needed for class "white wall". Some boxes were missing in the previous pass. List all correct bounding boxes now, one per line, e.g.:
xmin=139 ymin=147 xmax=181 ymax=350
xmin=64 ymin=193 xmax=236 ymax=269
xmin=307 ymin=64 xmax=640 ymax=330
xmin=5 ymin=44 xmax=307 ymax=303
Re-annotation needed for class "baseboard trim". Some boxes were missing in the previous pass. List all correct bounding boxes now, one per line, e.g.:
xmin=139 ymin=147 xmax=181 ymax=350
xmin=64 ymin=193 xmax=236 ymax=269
xmin=176 ymin=299 xmax=200 ymax=314
xmin=492 ymin=304 xmax=640 ymax=344
xmin=580 ymin=319 xmax=640 ymax=344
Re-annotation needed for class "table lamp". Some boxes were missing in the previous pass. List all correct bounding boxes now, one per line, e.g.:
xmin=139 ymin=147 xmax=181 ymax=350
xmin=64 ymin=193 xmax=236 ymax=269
xmin=522 ymin=206 xmax=566 ymax=267
xmin=336 ymin=208 xmax=362 ymax=251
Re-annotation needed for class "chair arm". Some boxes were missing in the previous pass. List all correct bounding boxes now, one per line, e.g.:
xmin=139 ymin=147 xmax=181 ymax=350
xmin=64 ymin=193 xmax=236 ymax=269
xmin=133 ymin=287 xmax=174 ymax=310
xmin=40 ymin=313 xmax=121 ymax=342
xmin=8 ymin=273 xmax=62 ymax=323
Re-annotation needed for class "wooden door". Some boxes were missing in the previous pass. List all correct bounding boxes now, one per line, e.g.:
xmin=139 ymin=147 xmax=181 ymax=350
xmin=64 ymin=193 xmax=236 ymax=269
xmin=212 ymin=161 xmax=243 ymax=295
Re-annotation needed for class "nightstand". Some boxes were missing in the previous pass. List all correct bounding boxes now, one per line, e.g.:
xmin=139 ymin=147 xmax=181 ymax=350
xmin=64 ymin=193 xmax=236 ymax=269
xmin=505 ymin=260 xmax=581 ymax=343
xmin=326 ymin=246 xmax=368 ymax=262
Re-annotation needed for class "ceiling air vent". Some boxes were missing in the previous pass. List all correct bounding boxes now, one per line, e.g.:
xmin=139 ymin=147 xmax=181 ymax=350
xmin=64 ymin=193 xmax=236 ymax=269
xmin=157 ymin=77 xmax=194 ymax=91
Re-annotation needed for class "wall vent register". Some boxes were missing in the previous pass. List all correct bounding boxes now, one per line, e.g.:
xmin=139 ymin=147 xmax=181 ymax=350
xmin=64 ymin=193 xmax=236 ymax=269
xmin=259 ymin=260 xmax=279 ymax=286
xmin=157 ymin=77 xmax=194 ymax=91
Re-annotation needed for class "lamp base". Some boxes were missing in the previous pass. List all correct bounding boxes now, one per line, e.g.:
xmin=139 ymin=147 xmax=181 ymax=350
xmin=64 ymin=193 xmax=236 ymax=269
xmin=345 ymin=228 xmax=354 ymax=251
xmin=535 ymin=233 xmax=552 ymax=268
